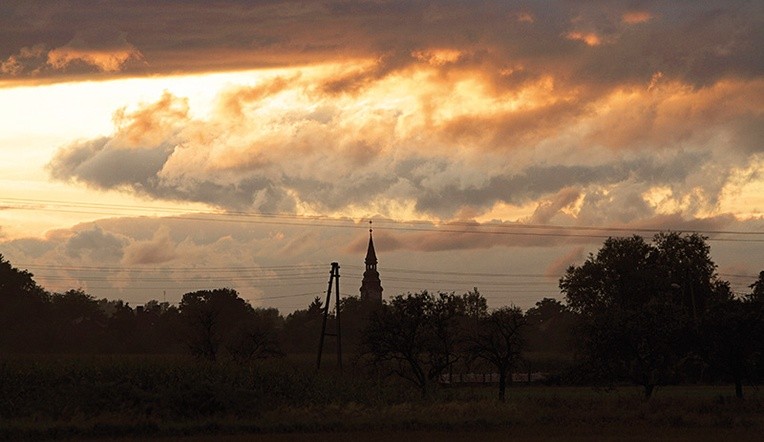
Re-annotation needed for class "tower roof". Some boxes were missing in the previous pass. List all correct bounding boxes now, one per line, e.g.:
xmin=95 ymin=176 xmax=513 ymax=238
xmin=365 ymin=223 xmax=377 ymax=265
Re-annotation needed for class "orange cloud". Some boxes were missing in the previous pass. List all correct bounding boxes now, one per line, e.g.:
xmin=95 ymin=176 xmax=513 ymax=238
xmin=622 ymin=11 xmax=653 ymax=25
xmin=565 ymin=31 xmax=603 ymax=46
xmin=0 ymin=44 xmax=46 ymax=76
xmin=47 ymin=30 xmax=144 ymax=73
xmin=412 ymin=49 xmax=464 ymax=66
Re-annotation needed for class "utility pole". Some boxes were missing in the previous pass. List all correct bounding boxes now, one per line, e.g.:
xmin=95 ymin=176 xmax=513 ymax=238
xmin=317 ymin=262 xmax=342 ymax=370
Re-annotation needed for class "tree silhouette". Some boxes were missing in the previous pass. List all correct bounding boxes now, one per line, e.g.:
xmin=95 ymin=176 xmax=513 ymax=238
xmin=363 ymin=291 xmax=473 ymax=396
xmin=524 ymin=297 xmax=577 ymax=358
xmin=227 ymin=307 xmax=283 ymax=362
xmin=702 ymin=295 xmax=762 ymax=398
xmin=282 ymin=296 xmax=324 ymax=354
xmin=0 ymin=254 xmax=50 ymax=352
xmin=467 ymin=306 xmax=526 ymax=401
xmin=179 ymin=288 xmax=267 ymax=361
xmin=560 ymin=235 xmax=705 ymax=398
xmin=750 ymin=271 xmax=764 ymax=302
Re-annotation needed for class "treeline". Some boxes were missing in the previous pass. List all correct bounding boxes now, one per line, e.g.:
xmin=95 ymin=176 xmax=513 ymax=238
xmin=1 ymin=232 xmax=762 ymax=400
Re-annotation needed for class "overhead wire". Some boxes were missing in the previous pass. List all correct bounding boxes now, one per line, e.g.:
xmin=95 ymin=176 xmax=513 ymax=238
xmin=3 ymin=197 xmax=764 ymax=241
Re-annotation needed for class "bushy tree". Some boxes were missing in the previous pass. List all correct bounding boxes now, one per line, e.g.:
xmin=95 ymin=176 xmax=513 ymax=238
xmin=750 ymin=271 xmax=764 ymax=303
xmin=281 ymin=296 xmax=324 ymax=354
xmin=560 ymin=233 xmax=727 ymax=398
xmin=49 ymin=289 xmax=109 ymax=353
xmin=524 ymin=297 xmax=578 ymax=357
xmin=0 ymin=255 xmax=50 ymax=352
xmin=179 ymin=288 xmax=281 ymax=361
xmin=702 ymin=296 xmax=762 ymax=398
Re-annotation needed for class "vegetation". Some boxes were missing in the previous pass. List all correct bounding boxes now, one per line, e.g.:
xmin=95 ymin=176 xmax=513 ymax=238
xmin=0 ymin=232 xmax=763 ymax=438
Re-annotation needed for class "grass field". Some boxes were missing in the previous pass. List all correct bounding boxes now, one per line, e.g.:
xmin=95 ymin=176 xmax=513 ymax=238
xmin=0 ymin=356 xmax=761 ymax=440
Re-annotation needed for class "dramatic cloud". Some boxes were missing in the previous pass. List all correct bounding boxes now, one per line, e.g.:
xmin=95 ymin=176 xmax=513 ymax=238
xmin=1 ymin=1 xmax=761 ymax=86
xmin=45 ymin=69 xmax=763 ymax=228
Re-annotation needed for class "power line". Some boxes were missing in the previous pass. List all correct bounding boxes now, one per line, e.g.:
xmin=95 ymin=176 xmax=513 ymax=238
xmin=3 ymin=197 xmax=764 ymax=240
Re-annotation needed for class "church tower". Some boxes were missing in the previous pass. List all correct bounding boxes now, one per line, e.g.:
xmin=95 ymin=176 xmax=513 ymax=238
xmin=359 ymin=221 xmax=383 ymax=303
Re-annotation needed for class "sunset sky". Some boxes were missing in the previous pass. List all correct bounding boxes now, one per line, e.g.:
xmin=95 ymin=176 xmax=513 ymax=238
xmin=1 ymin=0 xmax=763 ymax=312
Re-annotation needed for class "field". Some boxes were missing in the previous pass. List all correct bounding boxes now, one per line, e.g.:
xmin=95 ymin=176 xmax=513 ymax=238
xmin=0 ymin=356 xmax=761 ymax=440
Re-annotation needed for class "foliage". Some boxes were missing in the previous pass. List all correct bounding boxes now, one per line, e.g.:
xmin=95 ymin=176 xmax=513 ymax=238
xmin=178 ymin=288 xmax=282 ymax=362
xmin=524 ymin=298 xmax=578 ymax=357
xmin=749 ymin=271 xmax=764 ymax=303
xmin=701 ymin=296 xmax=763 ymax=398
xmin=560 ymin=234 xmax=730 ymax=398
xmin=0 ymin=254 xmax=50 ymax=352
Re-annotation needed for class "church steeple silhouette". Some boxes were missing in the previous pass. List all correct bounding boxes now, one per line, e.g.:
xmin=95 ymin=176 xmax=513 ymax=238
xmin=359 ymin=221 xmax=383 ymax=303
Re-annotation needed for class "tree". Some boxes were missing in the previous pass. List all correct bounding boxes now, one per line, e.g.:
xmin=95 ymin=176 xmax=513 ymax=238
xmin=468 ymin=306 xmax=526 ymax=401
xmin=0 ymin=254 xmax=50 ymax=352
xmin=524 ymin=298 xmax=577 ymax=357
xmin=653 ymin=232 xmax=729 ymax=321
xmin=560 ymin=234 xmax=711 ymax=398
xmin=227 ymin=307 xmax=283 ymax=362
xmin=749 ymin=271 xmax=764 ymax=303
xmin=281 ymin=296 xmax=324 ymax=354
xmin=49 ymin=289 xmax=109 ymax=353
xmin=179 ymin=288 xmax=254 ymax=361
xmin=363 ymin=291 xmax=474 ymax=396
xmin=702 ymin=296 xmax=762 ymax=398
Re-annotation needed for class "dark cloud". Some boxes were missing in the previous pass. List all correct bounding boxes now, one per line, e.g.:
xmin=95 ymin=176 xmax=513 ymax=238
xmin=47 ymin=137 xmax=174 ymax=189
xmin=65 ymin=225 xmax=125 ymax=262
xmin=1 ymin=1 xmax=760 ymax=88
xmin=412 ymin=152 xmax=705 ymax=217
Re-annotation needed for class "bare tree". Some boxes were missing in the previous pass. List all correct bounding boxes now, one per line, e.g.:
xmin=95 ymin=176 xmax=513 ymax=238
xmin=363 ymin=291 xmax=471 ymax=396
xmin=468 ymin=306 xmax=526 ymax=401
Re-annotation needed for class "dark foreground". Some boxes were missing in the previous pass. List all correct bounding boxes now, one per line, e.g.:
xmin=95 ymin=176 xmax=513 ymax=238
xmin=1 ymin=357 xmax=761 ymax=440
xmin=6 ymin=387 xmax=762 ymax=441
xmin=99 ymin=428 xmax=762 ymax=442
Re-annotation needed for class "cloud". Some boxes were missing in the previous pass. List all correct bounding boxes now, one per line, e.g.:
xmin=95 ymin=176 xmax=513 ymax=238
xmin=622 ymin=11 xmax=653 ymax=25
xmin=122 ymin=226 xmax=176 ymax=265
xmin=0 ymin=28 xmax=144 ymax=78
xmin=44 ymin=65 xmax=761 ymax=226
xmin=46 ymin=30 xmax=145 ymax=73
xmin=64 ymin=225 xmax=126 ymax=262
xmin=529 ymin=188 xmax=582 ymax=225
xmin=0 ymin=1 xmax=760 ymax=88
xmin=47 ymin=92 xmax=186 ymax=190
xmin=0 ymin=44 xmax=46 ymax=76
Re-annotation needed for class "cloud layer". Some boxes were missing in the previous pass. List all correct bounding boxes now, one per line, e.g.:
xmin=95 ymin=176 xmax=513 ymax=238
xmin=46 ymin=67 xmax=763 ymax=227
xmin=1 ymin=1 xmax=762 ymax=84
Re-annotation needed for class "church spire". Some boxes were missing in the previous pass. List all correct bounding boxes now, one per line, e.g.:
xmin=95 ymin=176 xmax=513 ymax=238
xmin=360 ymin=220 xmax=383 ymax=303
xmin=365 ymin=221 xmax=377 ymax=267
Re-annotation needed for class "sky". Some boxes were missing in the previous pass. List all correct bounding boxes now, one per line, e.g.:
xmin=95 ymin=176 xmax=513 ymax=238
xmin=1 ymin=0 xmax=763 ymax=312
